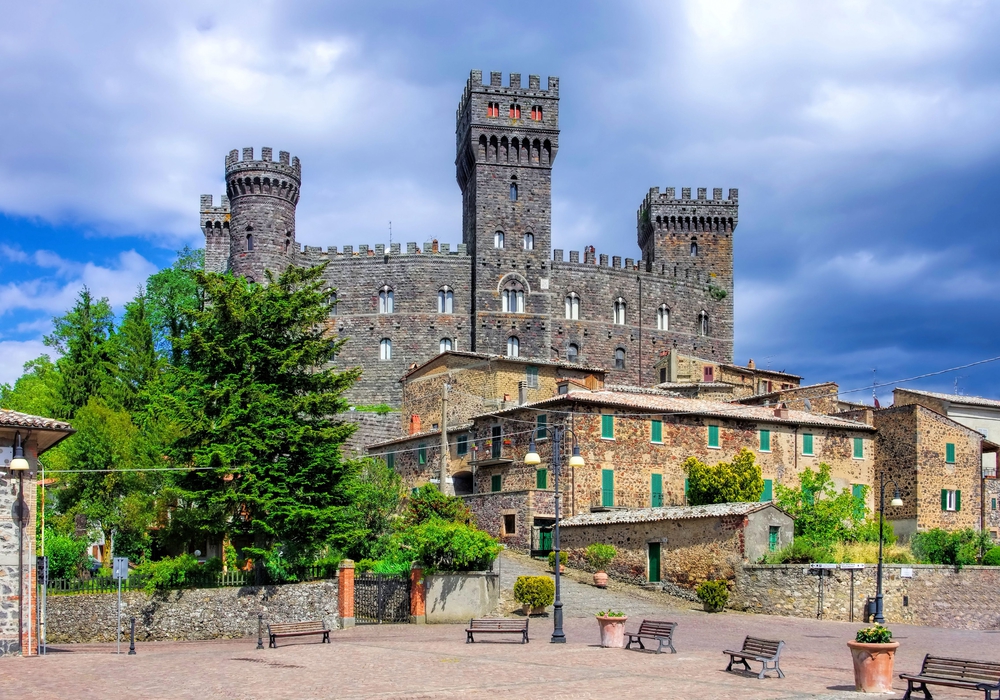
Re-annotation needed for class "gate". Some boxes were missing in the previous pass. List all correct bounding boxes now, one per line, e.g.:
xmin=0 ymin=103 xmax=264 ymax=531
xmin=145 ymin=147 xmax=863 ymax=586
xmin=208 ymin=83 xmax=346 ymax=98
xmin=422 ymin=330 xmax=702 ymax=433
xmin=354 ymin=573 xmax=411 ymax=624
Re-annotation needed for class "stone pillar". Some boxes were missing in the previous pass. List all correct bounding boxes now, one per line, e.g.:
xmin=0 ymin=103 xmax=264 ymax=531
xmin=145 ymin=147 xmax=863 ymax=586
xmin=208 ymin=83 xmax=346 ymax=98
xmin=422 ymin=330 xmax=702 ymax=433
xmin=338 ymin=559 xmax=355 ymax=628
xmin=409 ymin=563 xmax=426 ymax=624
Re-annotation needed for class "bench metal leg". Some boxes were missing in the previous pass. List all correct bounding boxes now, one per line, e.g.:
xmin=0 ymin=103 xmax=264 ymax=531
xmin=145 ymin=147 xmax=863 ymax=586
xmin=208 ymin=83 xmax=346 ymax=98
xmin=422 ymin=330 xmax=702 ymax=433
xmin=902 ymin=680 xmax=932 ymax=700
xmin=467 ymin=632 xmax=474 ymax=643
xmin=657 ymin=638 xmax=676 ymax=654
xmin=268 ymin=635 xmax=276 ymax=649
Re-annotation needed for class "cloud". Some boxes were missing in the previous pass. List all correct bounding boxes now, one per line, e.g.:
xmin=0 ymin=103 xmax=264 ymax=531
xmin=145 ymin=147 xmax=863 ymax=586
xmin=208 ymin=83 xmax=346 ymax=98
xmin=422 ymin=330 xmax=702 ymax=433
xmin=0 ymin=339 xmax=48 ymax=386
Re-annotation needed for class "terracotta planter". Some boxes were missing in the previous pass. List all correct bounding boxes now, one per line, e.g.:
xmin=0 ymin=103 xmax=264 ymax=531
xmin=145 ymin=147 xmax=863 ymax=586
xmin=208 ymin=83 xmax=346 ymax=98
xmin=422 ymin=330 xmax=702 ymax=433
xmin=596 ymin=616 xmax=628 ymax=648
xmin=847 ymin=641 xmax=899 ymax=693
xmin=593 ymin=571 xmax=608 ymax=588
xmin=521 ymin=604 xmax=547 ymax=616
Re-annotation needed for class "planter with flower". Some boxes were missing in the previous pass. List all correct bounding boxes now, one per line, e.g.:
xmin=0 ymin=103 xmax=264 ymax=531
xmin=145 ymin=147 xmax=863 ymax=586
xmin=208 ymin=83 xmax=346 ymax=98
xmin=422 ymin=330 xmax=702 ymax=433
xmin=847 ymin=625 xmax=898 ymax=693
xmin=548 ymin=550 xmax=567 ymax=573
xmin=584 ymin=543 xmax=616 ymax=588
xmin=595 ymin=609 xmax=628 ymax=648
xmin=513 ymin=575 xmax=554 ymax=616
xmin=696 ymin=579 xmax=729 ymax=613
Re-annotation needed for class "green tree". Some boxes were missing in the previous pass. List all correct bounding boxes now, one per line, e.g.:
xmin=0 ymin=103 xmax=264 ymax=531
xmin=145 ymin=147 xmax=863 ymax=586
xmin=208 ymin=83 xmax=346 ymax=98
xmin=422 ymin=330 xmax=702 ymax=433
xmin=104 ymin=293 xmax=161 ymax=413
xmin=145 ymin=247 xmax=203 ymax=364
xmin=403 ymin=483 xmax=474 ymax=526
xmin=911 ymin=528 xmax=992 ymax=566
xmin=683 ymin=447 xmax=764 ymax=505
xmin=43 ymin=530 xmax=90 ymax=579
xmin=167 ymin=264 xmax=360 ymax=564
xmin=774 ymin=463 xmax=867 ymax=545
xmin=344 ymin=456 xmax=405 ymax=560
xmin=0 ymin=355 xmax=61 ymax=417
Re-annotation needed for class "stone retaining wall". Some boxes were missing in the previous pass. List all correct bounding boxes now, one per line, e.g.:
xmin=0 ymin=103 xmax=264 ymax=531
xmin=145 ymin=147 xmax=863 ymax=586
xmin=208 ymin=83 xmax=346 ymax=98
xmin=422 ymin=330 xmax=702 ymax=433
xmin=734 ymin=564 xmax=1000 ymax=630
xmin=46 ymin=579 xmax=338 ymax=643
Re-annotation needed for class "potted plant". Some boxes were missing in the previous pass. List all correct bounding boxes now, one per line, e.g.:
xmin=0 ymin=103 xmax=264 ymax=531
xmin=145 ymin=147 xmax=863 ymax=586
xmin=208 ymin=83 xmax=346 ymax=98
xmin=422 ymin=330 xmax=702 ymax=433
xmin=595 ymin=610 xmax=628 ymax=648
xmin=696 ymin=579 xmax=729 ymax=613
xmin=584 ymin=543 xmax=616 ymax=588
xmin=548 ymin=550 xmax=567 ymax=573
xmin=847 ymin=625 xmax=899 ymax=693
xmin=513 ymin=575 xmax=554 ymax=616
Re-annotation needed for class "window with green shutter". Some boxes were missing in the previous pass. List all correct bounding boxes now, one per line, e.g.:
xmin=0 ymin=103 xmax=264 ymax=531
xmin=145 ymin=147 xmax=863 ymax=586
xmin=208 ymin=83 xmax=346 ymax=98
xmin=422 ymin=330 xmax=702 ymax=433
xmin=457 ymin=434 xmax=468 ymax=456
xmin=708 ymin=424 xmax=720 ymax=448
xmin=651 ymin=473 xmax=663 ymax=507
xmin=760 ymin=479 xmax=773 ymax=502
xmin=601 ymin=414 xmax=614 ymax=440
xmin=768 ymin=525 xmax=780 ymax=551
xmin=852 ymin=484 xmax=865 ymax=518
xmin=602 ymin=469 xmax=614 ymax=507
xmin=759 ymin=429 xmax=771 ymax=452
xmin=386 ymin=452 xmax=395 ymax=470
xmin=684 ymin=478 xmax=690 ymax=504
xmin=651 ymin=419 xmax=662 ymax=444
xmin=993 ymin=498 xmax=997 ymax=511
xmin=802 ymin=433 xmax=814 ymax=456
xmin=946 ymin=443 xmax=956 ymax=464
xmin=418 ymin=444 xmax=427 ymax=465
xmin=536 ymin=468 xmax=548 ymax=489
xmin=853 ymin=437 xmax=864 ymax=459
xmin=491 ymin=474 xmax=502 ymax=492
xmin=536 ymin=414 xmax=547 ymax=440
xmin=941 ymin=489 xmax=960 ymax=511
xmin=526 ymin=365 xmax=539 ymax=388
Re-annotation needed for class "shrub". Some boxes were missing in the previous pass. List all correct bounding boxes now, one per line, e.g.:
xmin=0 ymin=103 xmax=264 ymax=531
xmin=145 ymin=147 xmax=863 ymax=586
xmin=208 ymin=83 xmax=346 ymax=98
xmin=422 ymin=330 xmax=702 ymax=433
xmin=911 ymin=528 xmax=993 ymax=567
xmin=982 ymin=547 xmax=1000 ymax=566
xmin=696 ymin=579 xmax=729 ymax=610
xmin=402 ymin=521 xmax=500 ymax=572
xmin=684 ymin=448 xmax=764 ymax=506
xmin=584 ymin=543 xmax=616 ymax=571
xmin=775 ymin=464 xmax=868 ymax=546
xmin=761 ymin=539 xmax=833 ymax=564
xmin=513 ymin=576 xmax=555 ymax=608
xmin=44 ymin=530 xmax=89 ymax=580
xmin=548 ymin=550 xmax=568 ymax=568
xmin=133 ymin=554 xmax=205 ymax=592
xmin=403 ymin=484 xmax=472 ymax=527
xmin=856 ymin=625 xmax=892 ymax=644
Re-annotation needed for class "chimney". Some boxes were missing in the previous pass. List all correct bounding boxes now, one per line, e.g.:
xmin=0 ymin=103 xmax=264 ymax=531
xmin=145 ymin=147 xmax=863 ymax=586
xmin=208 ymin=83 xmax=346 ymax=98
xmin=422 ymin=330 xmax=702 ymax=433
xmin=747 ymin=358 xmax=755 ymax=369
xmin=409 ymin=414 xmax=422 ymax=435
xmin=518 ymin=381 xmax=527 ymax=406
xmin=773 ymin=404 xmax=789 ymax=419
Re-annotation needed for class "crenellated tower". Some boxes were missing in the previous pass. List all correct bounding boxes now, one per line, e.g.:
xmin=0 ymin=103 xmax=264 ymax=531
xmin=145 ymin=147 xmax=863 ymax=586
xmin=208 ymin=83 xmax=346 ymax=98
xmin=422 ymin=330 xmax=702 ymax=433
xmin=455 ymin=70 xmax=559 ymax=357
xmin=222 ymin=147 xmax=301 ymax=281
xmin=200 ymin=194 xmax=231 ymax=274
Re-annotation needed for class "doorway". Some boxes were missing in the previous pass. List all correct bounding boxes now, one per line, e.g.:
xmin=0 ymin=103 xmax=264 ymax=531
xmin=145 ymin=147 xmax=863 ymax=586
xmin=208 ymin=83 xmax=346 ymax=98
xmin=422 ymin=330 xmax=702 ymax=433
xmin=648 ymin=542 xmax=661 ymax=583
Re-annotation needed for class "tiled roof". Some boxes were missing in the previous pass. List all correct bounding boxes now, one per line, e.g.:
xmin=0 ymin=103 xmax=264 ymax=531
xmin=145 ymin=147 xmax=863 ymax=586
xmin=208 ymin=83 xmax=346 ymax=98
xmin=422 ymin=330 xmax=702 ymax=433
xmin=481 ymin=388 xmax=876 ymax=431
xmin=0 ymin=409 xmax=72 ymax=431
xmin=560 ymin=502 xmax=783 ymax=527
xmin=718 ymin=363 xmax=802 ymax=380
xmin=366 ymin=423 xmax=474 ymax=450
xmin=897 ymin=388 xmax=1000 ymax=410
xmin=735 ymin=381 xmax=839 ymax=404
xmin=402 ymin=350 xmax=607 ymax=380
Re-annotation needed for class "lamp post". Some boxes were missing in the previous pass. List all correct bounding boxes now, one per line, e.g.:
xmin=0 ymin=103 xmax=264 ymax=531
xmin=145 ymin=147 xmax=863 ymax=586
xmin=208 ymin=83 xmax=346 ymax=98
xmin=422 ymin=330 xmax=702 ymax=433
xmin=525 ymin=426 xmax=584 ymax=644
xmin=9 ymin=431 xmax=30 ymax=654
xmin=874 ymin=472 xmax=903 ymax=624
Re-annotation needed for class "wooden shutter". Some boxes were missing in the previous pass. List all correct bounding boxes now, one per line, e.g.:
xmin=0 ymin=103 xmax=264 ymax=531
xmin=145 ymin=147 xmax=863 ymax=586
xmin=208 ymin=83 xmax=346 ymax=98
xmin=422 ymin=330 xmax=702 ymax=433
xmin=602 ymin=469 xmax=614 ymax=507
xmin=708 ymin=424 xmax=719 ymax=448
xmin=956 ymin=490 xmax=962 ymax=511
xmin=492 ymin=474 xmax=502 ymax=492
xmin=760 ymin=429 xmax=770 ymax=452
xmin=803 ymin=433 xmax=814 ymax=455
xmin=941 ymin=489 xmax=948 ymax=510
xmin=536 ymin=414 xmax=547 ymax=440
xmin=854 ymin=438 xmax=863 ymax=459
xmin=946 ymin=443 xmax=956 ymax=463
xmin=760 ymin=479 xmax=773 ymax=502
xmin=651 ymin=419 xmax=662 ymax=443
xmin=602 ymin=414 xmax=614 ymax=439
xmin=536 ymin=468 xmax=547 ymax=489
xmin=651 ymin=473 xmax=663 ymax=507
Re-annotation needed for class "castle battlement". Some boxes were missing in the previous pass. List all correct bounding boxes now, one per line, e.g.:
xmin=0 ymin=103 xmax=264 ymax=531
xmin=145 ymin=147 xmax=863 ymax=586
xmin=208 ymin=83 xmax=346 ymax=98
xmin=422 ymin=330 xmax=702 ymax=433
xmin=551 ymin=248 xmax=718 ymax=283
xmin=225 ymin=147 xmax=301 ymax=180
xmin=296 ymin=240 xmax=470 ymax=265
xmin=457 ymin=70 xmax=559 ymax=123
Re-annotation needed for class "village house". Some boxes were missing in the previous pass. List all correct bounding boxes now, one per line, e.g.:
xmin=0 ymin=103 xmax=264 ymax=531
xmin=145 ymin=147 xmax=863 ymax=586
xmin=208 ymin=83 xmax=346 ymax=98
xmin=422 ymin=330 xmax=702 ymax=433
xmin=653 ymin=350 xmax=802 ymax=400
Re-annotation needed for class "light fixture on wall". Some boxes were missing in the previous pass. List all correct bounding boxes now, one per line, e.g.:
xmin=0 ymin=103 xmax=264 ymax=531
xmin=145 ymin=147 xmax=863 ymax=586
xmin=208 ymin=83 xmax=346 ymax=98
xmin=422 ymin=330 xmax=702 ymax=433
xmin=10 ymin=431 xmax=29 ymax=470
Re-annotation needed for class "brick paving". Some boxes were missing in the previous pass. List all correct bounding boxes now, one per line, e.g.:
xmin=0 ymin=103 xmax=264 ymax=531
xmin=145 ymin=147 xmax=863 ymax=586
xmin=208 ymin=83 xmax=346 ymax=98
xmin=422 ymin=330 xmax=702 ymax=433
xmin=3 ymin=553 xmax=998 ymax=699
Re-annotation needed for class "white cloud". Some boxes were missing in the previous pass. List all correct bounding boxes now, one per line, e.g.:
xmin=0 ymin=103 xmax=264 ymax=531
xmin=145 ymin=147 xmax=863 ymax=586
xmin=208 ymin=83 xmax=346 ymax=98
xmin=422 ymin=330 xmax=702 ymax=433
xmin=0 ymin=339 xmax=49 ymax=386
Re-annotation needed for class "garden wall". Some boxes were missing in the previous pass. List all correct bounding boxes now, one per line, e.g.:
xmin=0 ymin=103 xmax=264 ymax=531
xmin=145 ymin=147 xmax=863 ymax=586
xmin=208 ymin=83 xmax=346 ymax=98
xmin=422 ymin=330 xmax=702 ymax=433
xmin=423 ymin=572 xmax=499 ymax=623
xmin=46 ymin=579 xmax=338 ymax=643
xmin=734 ymin=564 xmax=1000 ymax=630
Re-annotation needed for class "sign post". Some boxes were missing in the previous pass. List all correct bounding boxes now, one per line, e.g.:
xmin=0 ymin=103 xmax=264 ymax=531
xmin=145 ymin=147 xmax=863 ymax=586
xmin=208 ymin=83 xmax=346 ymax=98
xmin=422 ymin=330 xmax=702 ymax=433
xmin=113 ymin=557 xmax=129 ymax=655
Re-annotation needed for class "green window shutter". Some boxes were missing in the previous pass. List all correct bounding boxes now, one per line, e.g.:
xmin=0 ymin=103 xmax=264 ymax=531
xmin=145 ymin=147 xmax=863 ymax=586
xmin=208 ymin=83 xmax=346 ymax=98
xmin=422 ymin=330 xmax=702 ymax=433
xmin=491 ymin=474 xmax=502 ymax=492
xmin=956 ymin=490 xmax=962 ymax=511
xmin=946 ymin=443 xmax=956 ymax=464
xmin=684 ymin=478 xmax=690 ymax=504
xmin=708 ymin=424 xmax=719 ymax=448
xmin=759 ymin=429 xmax=770 ymax=452
xmin=418 ymin=444 xmax=427 ymax=465
xmin=457 ymin=434 xmax=468 ymax=456
xmin=536 ymin=468 xmax=547 ymax=489
xmin=601 ymin=414 xmax=614 ymax=439
xmin=651 ymin=419 xmax=662 ymax=443
xmin=992 ymin=498 xmax=997 ymax=511
xmin=411 ymin=487 xmax=418 ymax=496
xmin=602 ymin=469 xmax=614 ymax=507
xmin=526 ymin=365 xmax=539 ymax=388
xmin=386 ymin=452 xmax=395 ymax=470
xmin=760 ymin=479 xmax=773 ymax=502
xmin=651 ymin=473 xmax=663 ymax=507
xmin=941 ymin=489 xmax=948 ymax=511
xmin=853 ymin=437 xmax=863 ymax=459
xmin=768 ymin=526 xmax=779 ymax=551
xmin=802 ymin=433 xmax=814 ymax=456
xmin=851 ymin=484 xmax=864 ymax=518
xmin=536 ymin=414 xmax=547 ymax=440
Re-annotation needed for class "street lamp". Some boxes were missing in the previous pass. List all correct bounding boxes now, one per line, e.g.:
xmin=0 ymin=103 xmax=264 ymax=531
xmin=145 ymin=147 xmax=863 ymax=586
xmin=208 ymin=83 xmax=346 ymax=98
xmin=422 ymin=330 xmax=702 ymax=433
xmin=874 ymin=472 xmax=903 ymax=624
xmin=9 ymin=431 xmax=29 ymax=655
xmin=525 ymin=426 xmax=584 ymax=644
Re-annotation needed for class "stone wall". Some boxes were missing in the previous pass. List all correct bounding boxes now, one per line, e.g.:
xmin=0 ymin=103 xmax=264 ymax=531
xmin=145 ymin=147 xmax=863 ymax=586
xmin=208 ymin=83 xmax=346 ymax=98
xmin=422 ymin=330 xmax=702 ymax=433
xmin=46 ymin=579 xmax=338 ymax=643
xmin=463 ymin=489 xmax=555 ymax=551
xmin=340 ymin=410 xmax=402 ymax=456
xmin=0 ymin=445 xmax=39 ymax=656
xmin=734 ymin=564 xmax=1000 ymax=630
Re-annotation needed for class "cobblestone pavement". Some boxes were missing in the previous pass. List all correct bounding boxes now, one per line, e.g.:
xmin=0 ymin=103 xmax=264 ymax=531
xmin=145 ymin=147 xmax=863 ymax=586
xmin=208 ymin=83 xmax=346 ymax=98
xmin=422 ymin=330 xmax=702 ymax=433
xmin=3 ymin=554 xmax=999 ymax=699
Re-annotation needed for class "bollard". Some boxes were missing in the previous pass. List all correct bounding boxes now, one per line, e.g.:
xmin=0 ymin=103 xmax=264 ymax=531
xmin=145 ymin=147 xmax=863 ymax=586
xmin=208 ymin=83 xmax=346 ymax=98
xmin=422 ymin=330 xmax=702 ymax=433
xmin=128 ymin=617 xmax=136 ymax=655
xmin=257 ymin=613 xmax=264 ymax=650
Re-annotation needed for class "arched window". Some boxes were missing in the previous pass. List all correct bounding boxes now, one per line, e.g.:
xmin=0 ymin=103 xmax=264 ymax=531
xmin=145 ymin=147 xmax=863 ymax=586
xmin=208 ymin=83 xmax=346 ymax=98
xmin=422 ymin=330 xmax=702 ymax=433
xmin=531 ymin=106 xmax=543 ymax=121
xmin=613 ymin=297 xmax=627 ymax=325
xmin=494 ymin=231 xmax=505 ymax=249
xmin=440 ymin=338 xmax=452 ymax=353
xmin=615 ymin=348 xmax=626 ymax=370
xmin=690 ymin=238 xmax=698 ymax=257
xmin=327 ymin=289 xmax=338 ymax=317
xmin=567 ymin=343 xmax=579 ymax=363
xmin=378 ymin=286 xmax=394 ymax=314
xmin=699 ymin=310 xmax=709 ymax=336
xmin=523 ymin=233 xmax=534 ymax=250
xmin=379 ymin=338 xmax=392 ymax=361
xmin=246 ymin=233 xmax=254 ymax=252
xmin=656 ymin=304 xmax=669 ymax=331
xmin=438 ymin=287 xmax=454 ymax=314
xmin=502 ymin=280 xmax=525 ymax=313
xmin=487 ymin=102 xmax=499 ymax=117
xmin=506 ymin=336 xmax=520 ymax=358
xmin=509 ymin=103 xmax=521 ymax=119
xmin=564 ymin=293 xmax=580 ymax=320
xmin=510 ymin=183 xmax=518 ymax=202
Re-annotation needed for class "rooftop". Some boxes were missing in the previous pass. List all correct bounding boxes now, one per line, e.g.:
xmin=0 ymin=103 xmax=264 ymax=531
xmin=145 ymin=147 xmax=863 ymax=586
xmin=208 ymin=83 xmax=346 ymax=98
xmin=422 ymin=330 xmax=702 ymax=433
xmin=896 ymin=388 xmax=1000 ymax=411
xmin=560 ymin=502 xmax=784 ymax=527
xmin=402 ymin=350 xmax=607 ymax=381
xmin=0 ymin=408 xmax=75 ymax=453
xmin=367 ymin=423 xmax=474 ymax=450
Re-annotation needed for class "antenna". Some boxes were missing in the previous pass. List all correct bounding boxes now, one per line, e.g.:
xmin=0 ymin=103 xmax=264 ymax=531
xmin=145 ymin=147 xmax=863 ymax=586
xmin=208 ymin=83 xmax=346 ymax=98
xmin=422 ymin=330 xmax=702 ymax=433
xmin=954 ymin=376 xmax=964 ymax=395
xmin=389 ymin=221 xmax=392 ymax=246
xmin=872 ymin=368 xmax=879 ymax=408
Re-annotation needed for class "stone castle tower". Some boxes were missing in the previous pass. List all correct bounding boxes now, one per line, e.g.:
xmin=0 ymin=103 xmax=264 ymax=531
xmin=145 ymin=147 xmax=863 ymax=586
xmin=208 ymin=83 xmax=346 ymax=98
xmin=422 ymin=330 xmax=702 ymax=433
xmin=201 ymin=71 xmax=737 ymax=408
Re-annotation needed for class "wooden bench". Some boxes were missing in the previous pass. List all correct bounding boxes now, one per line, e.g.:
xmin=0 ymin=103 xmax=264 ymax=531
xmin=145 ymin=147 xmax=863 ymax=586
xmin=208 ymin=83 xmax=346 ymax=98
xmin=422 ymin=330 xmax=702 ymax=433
xmin=625 ymin=620 xmax=677 ymax=654
xmin=723 ymin=635 xmax=785 ymax=679
xmin=465 ymin=618 xmax=529 ymax=644
xmin=900 ymin=654 xmax=1000 ymax=699
xmin=267 ymin=620 xmax=330 ymax=648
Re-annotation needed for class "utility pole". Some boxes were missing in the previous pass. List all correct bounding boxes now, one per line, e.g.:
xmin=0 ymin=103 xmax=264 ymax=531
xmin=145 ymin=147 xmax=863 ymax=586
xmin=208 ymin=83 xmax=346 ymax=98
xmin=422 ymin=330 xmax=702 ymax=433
xmin=440 ymin=383 xmax=453 ymax=495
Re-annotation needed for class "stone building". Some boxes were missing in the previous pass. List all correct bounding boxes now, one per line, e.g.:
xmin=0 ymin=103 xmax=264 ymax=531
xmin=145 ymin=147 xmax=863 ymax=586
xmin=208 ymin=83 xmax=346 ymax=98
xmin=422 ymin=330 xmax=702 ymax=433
xmin=0 ymin=409 xmax=74 ymax=656
xmin=559 ymin=503 xmax=793 ymax=587
xmin=654 ymin=350 xmax=801 ymax=400
xmin=200 ymin=70 xmax=738 ymax=410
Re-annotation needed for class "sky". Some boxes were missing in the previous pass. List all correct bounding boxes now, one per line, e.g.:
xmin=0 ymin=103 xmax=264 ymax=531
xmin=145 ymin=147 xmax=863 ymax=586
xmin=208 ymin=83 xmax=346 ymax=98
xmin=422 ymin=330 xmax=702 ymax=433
xmin=2 ymin=0 xmax=1000 ymax=402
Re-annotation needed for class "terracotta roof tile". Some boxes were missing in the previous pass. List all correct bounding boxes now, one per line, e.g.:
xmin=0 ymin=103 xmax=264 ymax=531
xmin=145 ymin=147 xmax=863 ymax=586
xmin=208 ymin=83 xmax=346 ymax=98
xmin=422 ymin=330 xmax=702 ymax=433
xmin=0 ymin=408 xmax=72 ymax=431
xmin=560 ymin=502 xmax=784 ymax=527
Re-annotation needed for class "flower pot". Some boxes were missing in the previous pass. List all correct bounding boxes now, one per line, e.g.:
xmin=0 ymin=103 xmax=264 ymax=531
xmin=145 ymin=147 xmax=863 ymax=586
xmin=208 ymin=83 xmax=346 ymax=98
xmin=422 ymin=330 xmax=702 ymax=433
xmin=703 ymin=602 xmax=724 ymax=613
xmin=551 ymin=565 xmax=565 ymax=574
xmin=596 ymin=616 xmax=628 ymax=648
xmin=593 ymin=571 xmax=608 ymax=588
xmin=847 ymin=641 xmax=899 ymax=693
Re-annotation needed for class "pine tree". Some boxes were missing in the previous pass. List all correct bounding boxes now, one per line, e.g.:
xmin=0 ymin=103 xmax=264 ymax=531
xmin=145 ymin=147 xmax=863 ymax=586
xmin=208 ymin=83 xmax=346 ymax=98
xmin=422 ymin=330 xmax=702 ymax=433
xmin=146 ymin=247 xmax=203 ymax=364
xmin=105 ymin=293 xmax=160 ymax=413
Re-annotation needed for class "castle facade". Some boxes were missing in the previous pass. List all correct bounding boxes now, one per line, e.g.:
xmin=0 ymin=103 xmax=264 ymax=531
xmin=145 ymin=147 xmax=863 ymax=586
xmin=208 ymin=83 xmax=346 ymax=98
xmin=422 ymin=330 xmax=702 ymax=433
xmin=201 ymin=70 xmax=738 ymax=406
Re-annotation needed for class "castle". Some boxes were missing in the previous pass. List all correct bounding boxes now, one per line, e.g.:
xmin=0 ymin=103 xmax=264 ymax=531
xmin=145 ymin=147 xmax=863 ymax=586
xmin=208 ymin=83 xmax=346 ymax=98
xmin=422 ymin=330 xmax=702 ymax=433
xmin=201 ymin=70 xmax=738 ymax=407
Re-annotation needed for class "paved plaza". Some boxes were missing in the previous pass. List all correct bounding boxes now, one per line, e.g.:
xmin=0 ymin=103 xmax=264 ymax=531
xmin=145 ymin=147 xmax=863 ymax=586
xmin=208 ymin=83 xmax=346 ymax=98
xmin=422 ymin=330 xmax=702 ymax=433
xmin=2 ymin=553 xmax=998 ymax=699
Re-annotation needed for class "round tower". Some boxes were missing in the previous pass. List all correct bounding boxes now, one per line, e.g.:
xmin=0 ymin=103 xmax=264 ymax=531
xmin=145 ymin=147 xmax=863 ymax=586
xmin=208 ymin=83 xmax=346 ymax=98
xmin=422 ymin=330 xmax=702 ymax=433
xmin=224 ymin=146 xmax=301 ymax=281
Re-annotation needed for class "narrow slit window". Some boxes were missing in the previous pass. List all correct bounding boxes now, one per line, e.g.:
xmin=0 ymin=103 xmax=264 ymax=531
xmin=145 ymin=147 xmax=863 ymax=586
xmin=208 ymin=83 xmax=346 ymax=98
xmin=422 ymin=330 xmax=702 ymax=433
xmin=509 ymin=183 xmax=517 ymax=201
xmin=523 ymin=233 xmax=534 ymax=250
xmin=506 ymin=336 xmax=519 ymax=358
xmin=656 ymin=304 xmax=669 ymax=330
xmin=379 ymin=338 xmax=392 ymax=360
